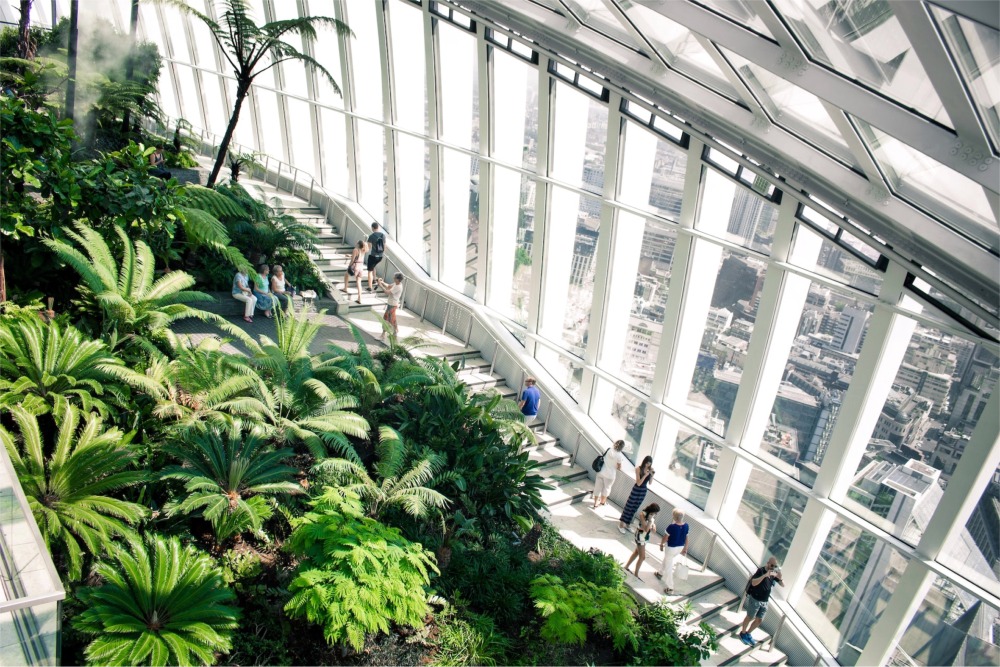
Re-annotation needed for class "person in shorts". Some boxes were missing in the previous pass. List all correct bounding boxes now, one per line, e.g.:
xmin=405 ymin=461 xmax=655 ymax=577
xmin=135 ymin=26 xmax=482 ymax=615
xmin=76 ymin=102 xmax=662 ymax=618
xmin=366 ymin=222 xmax=387 ymax=292
xmin=739 ymin=556 xmax=784 ymax=647
xmin=377 ymin=272 xmax=404 ymax=341
xmin=518 ymin=377 xmax=541 ymax=421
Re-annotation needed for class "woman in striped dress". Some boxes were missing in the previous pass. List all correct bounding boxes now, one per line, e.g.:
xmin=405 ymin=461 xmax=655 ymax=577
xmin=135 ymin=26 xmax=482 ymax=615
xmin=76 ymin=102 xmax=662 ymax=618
xmin=618 ymin=456 xmax=654 ymax=533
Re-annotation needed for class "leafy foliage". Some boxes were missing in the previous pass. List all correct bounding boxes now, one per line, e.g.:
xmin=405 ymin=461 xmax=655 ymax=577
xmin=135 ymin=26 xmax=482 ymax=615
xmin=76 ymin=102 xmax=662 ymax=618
xmin=161 ymin=423 xmax=301 ymax=543
xmin=530 ymin=574 xmax=639 ymax=652
xmin=0 ymin=314 xmax=156 ymax=416
xmin=74 ymin=535 xmax=240 ymax=666
xmin=431 ymin=609 xmax=511 ymax=667
xmin=0 ymin=403 xmax=146 ymax=581
xmin=630 ymin=601 xmax=718 ymax=667
xmin=284 ymin=487 xmax=439 ymax=651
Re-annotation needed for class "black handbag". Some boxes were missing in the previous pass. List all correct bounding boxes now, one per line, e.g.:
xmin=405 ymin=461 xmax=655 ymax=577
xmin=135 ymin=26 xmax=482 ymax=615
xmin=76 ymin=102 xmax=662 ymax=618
xmin=592 ymin=447 xmax=611 ymax=472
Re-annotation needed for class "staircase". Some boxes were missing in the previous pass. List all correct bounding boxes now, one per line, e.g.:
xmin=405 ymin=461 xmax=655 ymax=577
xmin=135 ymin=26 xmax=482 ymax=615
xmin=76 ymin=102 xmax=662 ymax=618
xmin=220 ymin=163 xmax=789 ymax=667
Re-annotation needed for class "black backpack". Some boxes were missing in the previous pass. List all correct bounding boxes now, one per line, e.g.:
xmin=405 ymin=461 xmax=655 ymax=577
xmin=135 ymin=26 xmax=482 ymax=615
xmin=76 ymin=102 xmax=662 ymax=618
xmin=372 ymin=232 xmax=385 ymax=256
xmin=592 ymin=447 xmax=611 ymax=472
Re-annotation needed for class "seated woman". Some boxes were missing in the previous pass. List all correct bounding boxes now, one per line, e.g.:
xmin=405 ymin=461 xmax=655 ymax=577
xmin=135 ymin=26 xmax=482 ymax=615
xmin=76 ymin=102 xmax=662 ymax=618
xmin=253 ymin=264 xmax=275 ymax=319
xmin=149 ymin=147 xmax=171 ymax=179
xmin=270 ymin=264 xmax=296 ymax=310
xmin=232 ymin=268 xmax=257 ymax=323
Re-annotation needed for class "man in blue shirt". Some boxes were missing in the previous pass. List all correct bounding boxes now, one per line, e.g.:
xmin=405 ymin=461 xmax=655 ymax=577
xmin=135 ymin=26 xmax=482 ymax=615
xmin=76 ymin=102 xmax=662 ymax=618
xmin=519 ymin=377 xmax=541 ymax=420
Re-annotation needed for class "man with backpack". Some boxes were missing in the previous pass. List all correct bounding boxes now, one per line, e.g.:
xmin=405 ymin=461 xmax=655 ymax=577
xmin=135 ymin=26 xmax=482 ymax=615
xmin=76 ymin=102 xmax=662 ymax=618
xmin=366 ymin=222 xmax=387 ymax=292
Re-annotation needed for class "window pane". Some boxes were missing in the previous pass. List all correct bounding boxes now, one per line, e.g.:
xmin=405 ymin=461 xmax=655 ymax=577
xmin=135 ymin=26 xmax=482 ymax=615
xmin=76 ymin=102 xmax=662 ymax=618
xmin=535 ymin=346 xmax=584 ymax=403
xmin=800 ymin=520 xmax=909 ymax=663
xmin=312 ymin=8 xmax=345 ymax=108
xmin=734 ymin=469 xmax=809 ymax=564
xmin=491 ymin=47 xmax=539 ymax=171
xmin=286 ymin=98 xmax=315 ymax=176
xmin=684 ymin=247 xmax=768 ymax=435
xmin=389 ymin=0 xmax=425 ymax=134
xmin=345 ymin=0 xmax=383 ymax=118
xmin=254 ymin=88 xmax=283 ymax=158
xmin=319 ymin=107 xmax=348 ymax=194
xmin=550 ymin=81 xmax=608 ymax=191
xmin=438 ymin=19 xmax=478 ymax=151
xmin=846 ymin=326 xmax=998 ymax=546
xmin=593 ymin=379 xmax=647 ymax=450
xmin=896 ymin=576 xmax=999 ymax=666
xmin=487 ymin=169 xmax=536 ymax=326
xmin=465 ymin=157 xmax=481 ymax=297
xmin=395 ymin=134 xmax=427 ymax=268
xmin=618 ymin=120 xmax=687 ymax=218
xmin=659 ymin=424 xmax=716 ymax=509
xmin=791 ymin=225 xmax=882 ymax=294
xmin=549 ymin=187 xmax=600 ymax=354
xmin=697 ymin=168 xmax=778 ymax=254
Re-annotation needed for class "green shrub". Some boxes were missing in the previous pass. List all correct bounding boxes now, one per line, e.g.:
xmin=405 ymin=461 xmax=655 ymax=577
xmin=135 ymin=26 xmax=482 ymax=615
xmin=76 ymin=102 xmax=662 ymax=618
xmin=438 ymin=537 xmax=535 ymax=627
xmin=284 ymin=487 xmax=439 ymax=651
xmin=530 ymin=574 xmax=639 ymax=652
xmin=431 ymin=610 xmax=511 ymax=666
xmin=630 ymin=601 xmax=718 ymax=667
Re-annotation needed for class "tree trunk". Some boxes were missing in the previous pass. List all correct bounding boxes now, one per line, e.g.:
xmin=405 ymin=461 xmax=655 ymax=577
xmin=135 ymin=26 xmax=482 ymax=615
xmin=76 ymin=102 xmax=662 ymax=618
xmin=0 ymin=238 xmax=7 ymax=303
xmin=207 ymin=78 xmax=251 ymax=188
xmin=63 ymin=0 xmax=79 ymax=122
xmin=121 ymin=0 xmax=139 ymax=137
xmin=17 ymin=0 xmax=35 ymax=60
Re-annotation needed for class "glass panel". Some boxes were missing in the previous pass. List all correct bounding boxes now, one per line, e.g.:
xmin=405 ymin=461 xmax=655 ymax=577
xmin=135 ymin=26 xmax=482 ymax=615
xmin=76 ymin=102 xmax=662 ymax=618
xmin=692 ymin=0 xmax=775 ymax=39
xmin=593 ymin=379 xmax=647 ymax=450
xmin=199 ymin=73 xmax=228 ymax=139
xmin=622 ymin=3 xmax=740 ymax=100
xmin=938 ymin=480 xmax=1000 ymax=599
xmin=896 ymin=577 xmax=999 ymax=666
xmin=567 ymin=0 xmax=640 ymax=50
xmin=465 ymin=157 xmax=481 ymax=297
xmin=734 ymin=469 xmax=809 ymax=564
xmin=551 ymin=81 xmax=608 ymax=192
xmin=855 ymin=118 xmax=996 ymax=244
xmin=438 ymin=19 xmax=478 ymax=151
xmin=389 ymin=0 xmax=426 ymax=134
xmin=535 ymin=346 xmax=584 ymax=403
xmin=254 ymin=88 xmax=283 ymax=158
xmin=271 ymin=0 xmax=309 ymax=98
xmin=491 ymin=47 xmax=539 ymax=172
xmin=285 ymin=98 xmax=315 ymax=176
xmin=319 ymin=107 xmax=348 ymax=194
xmin=932 ymin=6 xmax=1000 ymax=148
xmin=697 ymin=168 xmax=778 ymax=254
xmin=345 ymin=0 xmax=383 ymax=118
xmin=723 ymin=47 xmax=859 ymax=166
xmin=770 ymin=0 xmax=952 ymax=127
xmin=355 ymin=120 xmax=386 ymax=222
xmin=846 ymin=322 xmax=999 ymax=545
xmin=619 ymin=220 xmax=678 ymax=394
xmin=792 ymin=225 xmax=883 ymax=294
xmin=395 ymin=134 xmax=428 ymax=270
xmin=661 ymin=423 xmax=716 ymax=509
xmin=311 ymin=7 xmax=345 ymax=109
xmin=172 ymin=65 xmax=203 ymax=127
xmin=553 ymin=187 xmax=601 ymax=355
xmin=488 ymin=169 xmax=536 ymax=326
xmin=800 ymin=520 xmax=909 ymax=663
xmin=618 ymin=121 xmax=688 ymax=218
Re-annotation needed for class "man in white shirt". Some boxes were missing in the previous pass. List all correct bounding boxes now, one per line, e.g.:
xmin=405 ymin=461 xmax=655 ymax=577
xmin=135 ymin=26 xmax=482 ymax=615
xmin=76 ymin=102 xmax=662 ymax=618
xmin=376 ymin=272 xmax=404 ymax=342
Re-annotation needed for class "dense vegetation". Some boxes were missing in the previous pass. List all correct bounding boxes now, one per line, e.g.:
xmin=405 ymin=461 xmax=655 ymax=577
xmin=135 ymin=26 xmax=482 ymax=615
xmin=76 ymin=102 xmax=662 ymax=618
xmin=0 ymin=11 xmax=717 ymax=667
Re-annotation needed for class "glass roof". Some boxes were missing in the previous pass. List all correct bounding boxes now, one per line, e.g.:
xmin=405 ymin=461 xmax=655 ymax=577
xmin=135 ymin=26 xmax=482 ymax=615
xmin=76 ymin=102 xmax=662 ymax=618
xmin=461 ymin=0 xmax=999 ymax=308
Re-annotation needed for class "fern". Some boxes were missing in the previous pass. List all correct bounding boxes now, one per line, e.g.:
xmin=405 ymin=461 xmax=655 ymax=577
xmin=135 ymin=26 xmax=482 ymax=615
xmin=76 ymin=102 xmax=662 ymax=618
xmin=530 ymin=574 xmax=639 ymax=652
xmin=284 ymin=487 xmax=439 ymax=651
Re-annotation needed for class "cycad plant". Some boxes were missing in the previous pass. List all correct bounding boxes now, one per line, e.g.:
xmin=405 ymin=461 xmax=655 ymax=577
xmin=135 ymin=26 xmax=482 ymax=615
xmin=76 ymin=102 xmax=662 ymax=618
xmin=44 ymin=222 xmax=248 ymax=359
xmin=0 ymin=403 xmax=147 ymax=581
xmin=314 ymin=426 xmax=450 ymax=521
xmin=250 ymin=305 xmax=369 ymax=460
xmin=162 ymin=0 xmax=352 ymax=187
xmin=161 ymin=423 xmax=302 ymax=543
xmin=73 ymin=534 xmax=240 ymax=666
xmin=0 ymin=314 xmax=160 ymax=417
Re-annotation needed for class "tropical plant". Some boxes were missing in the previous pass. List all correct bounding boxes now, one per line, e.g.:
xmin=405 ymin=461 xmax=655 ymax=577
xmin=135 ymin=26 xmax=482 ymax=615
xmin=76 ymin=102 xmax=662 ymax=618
xmin=0 ymin=314 xmax=159 ymax=416
xmin=630 ymin=600 xmax=718 ymax=666
xmin=250 ymin=305 xmax=369 ymax=459
xmin=284 ymin=487 xmax=439 ymax=651
xmin=161 ymin=423 xmax=301 ymax=543
xmin=0 ymin=403 xmax=147 ymax=581
xmin=530 ymin=574 xmax=639 ymax=652
xmin=314 ymin=426 xmax=450 ymax=521
xmin=73 ymin=534 xmax=240 ymax=666
xmin=227 ymin=149 xmax=262 ymax=183
xmin=44 ymin=222 xmax=248 ymax=357
xmin=431 ymin=609 xmax=511 ymax=667
xmin=162 ymin=0 xmax=351 ymax=187
xmin=219 ymin=182 xmax=319 ymax=264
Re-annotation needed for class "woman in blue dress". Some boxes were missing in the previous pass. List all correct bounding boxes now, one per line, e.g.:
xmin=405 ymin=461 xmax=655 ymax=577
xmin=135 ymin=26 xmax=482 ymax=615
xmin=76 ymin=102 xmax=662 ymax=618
xmin=618 ymin=456 xmax=654 ymax=533
xmin=253 ymin=264 xmax=275 ymax=318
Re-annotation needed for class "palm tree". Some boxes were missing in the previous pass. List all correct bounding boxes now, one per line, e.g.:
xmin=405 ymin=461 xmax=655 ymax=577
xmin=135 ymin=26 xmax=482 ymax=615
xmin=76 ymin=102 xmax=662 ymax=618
xmin=0 ymin=403 xmax=147 ymax=581
xmin=73 ymin=534 xmax=240 ymax=666
xmin=163 ymin=0 xmax=351 ymax=187
xmin=0 ymin=314 xmax=162 ymax=417
xmin=44 ymin=222 xmax=251 ymax=357
xmin=314 ymin=426 xmax=449 ymax=521
xmin=161 ymin=423 xmax=302 ymax=543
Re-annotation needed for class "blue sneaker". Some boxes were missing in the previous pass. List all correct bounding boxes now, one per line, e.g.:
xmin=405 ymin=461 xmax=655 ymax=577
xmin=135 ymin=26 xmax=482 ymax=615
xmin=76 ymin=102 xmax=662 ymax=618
xmin=739 ymin=633 xmax=751 ymax=645
xmin=746 ymin=634 xmax=757 ymax=647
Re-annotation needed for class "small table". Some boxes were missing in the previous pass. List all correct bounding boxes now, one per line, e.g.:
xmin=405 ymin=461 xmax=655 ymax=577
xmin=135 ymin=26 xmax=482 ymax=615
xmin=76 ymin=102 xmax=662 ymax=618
xmin=299 ymin=290 xmax=317 ymax=313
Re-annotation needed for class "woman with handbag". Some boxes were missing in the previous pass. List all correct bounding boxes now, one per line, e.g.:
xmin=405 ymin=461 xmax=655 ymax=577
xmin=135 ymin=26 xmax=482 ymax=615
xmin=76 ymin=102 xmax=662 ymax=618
xmin=618 ymin=456 xmax=654 ymax=533
xmin=656 ymin=508 xmax=690 ymax=595
xmin=624 ymin=503 xmax=660 ymax=577
xmin=343 ymin=240 xmax=367 ymax=304
xmin=592 ymin=439 xmax=626 ymax=509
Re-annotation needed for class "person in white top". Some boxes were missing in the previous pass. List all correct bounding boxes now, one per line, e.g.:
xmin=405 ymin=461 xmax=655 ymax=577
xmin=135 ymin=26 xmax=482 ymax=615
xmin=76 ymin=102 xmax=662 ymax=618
xmin=376 ymin=272 xmax=404 ymax=341
xmin=592 ymin=439 xmax=626 ymax=509
xmin=270 ymin=264 xmax=296 ymax=310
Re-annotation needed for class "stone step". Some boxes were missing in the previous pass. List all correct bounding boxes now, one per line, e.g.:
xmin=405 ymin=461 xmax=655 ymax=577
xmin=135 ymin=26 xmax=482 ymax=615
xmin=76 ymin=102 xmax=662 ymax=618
xmin=682 ymin=581 xmax=741 ymax=626
xmin=703 ymin=607 xmax=773 ymax=667
xmin=528 ymin=444 xmax=571 ymax=468
xmin=522 ymin=430 xmax=559 ymax=449
xmin=539 ymin=460 xmax=590 ymax=484
xmin=458 ymin=370 xmax=505 ymax=390
xmin=540 ymin=476 xmax=594 ymax=508
xmin=448 ymin=356 xmax=492 ymax=373
xmin=732 ymin=646 xmax=787 ymax=666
